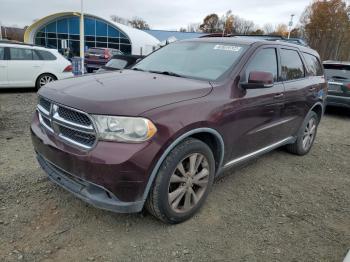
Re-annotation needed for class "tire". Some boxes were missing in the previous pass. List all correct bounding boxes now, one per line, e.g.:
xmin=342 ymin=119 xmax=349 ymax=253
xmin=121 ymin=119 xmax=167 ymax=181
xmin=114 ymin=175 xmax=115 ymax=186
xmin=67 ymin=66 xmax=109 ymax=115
xmin=36 ymin=74 xmax=57 ymax=90
xmin=286 ymin=111 xmax=319 ymax=155
xmin=146 ymin=138 xmax=215 ymax=224
xmin=87 ymin=68 xmax=93 ymax=73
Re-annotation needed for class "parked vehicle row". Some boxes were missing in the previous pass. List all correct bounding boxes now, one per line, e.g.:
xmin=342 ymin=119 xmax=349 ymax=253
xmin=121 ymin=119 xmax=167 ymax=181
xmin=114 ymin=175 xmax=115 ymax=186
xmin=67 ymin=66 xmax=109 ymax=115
xmin=85 ymin=47 xmax=123 ymax=73
xmin=0 ymin=41 xmax=73 ymax=89
xmin=31 ymin=37 xmax=327 ymax=223
xmin=324 ymin=61 xmax=350 ymax=109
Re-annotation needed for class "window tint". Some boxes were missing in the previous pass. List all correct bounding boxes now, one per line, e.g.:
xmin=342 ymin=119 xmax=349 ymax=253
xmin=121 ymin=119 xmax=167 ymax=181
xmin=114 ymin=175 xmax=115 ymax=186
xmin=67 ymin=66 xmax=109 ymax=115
xmin=303 ymin=53 xmax=322 ymax=76
xmin=280 ymin=49 xmax=305 ymax=81
xmin=323 ymin=64 xmax=350 ymax=80
xmin=37 ymin=50 xmax=56 ymax=60
xmin=0 ymin=47 xmax=4 ymax=60
xmin=246 ymin=48 xmax=278 ymax=81
xmin=10 ymin=48 xmax=33 ymax=60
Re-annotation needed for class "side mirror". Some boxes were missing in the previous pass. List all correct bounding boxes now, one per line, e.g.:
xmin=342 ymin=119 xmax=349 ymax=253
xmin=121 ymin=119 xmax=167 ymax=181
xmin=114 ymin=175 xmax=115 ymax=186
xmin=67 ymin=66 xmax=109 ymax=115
xmin=241 ymin=71 xmax=274 ymax=89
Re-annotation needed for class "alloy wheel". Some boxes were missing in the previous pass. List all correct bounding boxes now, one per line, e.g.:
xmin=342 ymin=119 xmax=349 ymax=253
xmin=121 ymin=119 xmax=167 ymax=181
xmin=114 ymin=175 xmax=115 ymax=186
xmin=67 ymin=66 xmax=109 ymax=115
xmin=302 ymin=118 xmax=317 ymax=150
xmin=39 ymin=75 xmax=54 ymax=87
xmin=168 ymin=153 xmax=210 ymax=213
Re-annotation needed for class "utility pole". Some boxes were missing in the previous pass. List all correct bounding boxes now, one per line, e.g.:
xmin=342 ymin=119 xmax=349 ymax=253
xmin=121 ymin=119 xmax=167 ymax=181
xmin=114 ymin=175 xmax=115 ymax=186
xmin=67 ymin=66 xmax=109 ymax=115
xmin=79 ymin=0 xmax=85 ymax=75
xmin=0 ymin=22 xmax=2 ymax=40
xmin=288 ymin=14 xmax=295 ymax=39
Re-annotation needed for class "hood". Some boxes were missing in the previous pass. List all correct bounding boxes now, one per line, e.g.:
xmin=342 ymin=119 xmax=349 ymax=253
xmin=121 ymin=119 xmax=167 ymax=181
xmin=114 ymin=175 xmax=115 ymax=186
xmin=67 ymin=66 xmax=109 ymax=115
xmin=39 ymin=70 xmax=212 ymax=116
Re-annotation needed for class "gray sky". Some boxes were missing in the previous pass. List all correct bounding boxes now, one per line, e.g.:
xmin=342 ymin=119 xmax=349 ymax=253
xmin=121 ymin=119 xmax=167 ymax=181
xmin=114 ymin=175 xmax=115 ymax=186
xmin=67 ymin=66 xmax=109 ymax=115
xmin=1 ymin=0 xmax=311 ymax=30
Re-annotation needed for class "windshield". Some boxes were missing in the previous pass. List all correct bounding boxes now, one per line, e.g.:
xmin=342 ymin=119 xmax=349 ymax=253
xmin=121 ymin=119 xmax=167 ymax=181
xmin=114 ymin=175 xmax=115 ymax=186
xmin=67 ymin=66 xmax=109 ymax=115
xmin=133 ymin=42 xmax=248 ymax=81
xmin=324 ymin=64 xmax=350 ymax=81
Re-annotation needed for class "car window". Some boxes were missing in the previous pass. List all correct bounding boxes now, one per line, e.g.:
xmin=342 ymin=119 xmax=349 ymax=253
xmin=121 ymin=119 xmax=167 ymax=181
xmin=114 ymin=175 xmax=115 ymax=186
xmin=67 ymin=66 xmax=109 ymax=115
xmin=246 ymin=48 xmax=278 ymax=81
xmin=323 ymin=64 xmax=350 ymax=81
xmin=37 ymin=50 xmax=56 ymax=60
xmin=280 ymin=49 xmax=305 ymax=81
xmin=105 ymin=59 xmax=128 ymax=69
xmin=0 ymin=47 xmax=4 ymax=60
xmin=303 ymin=53 xmax=323 ymax=76
xmin=33 ymin=50 xmax=41 ymax=60
xmin=134 ymin=42 xmax=248 ymax=81
xmin=10 ymin=48 xmax=33 ymax=60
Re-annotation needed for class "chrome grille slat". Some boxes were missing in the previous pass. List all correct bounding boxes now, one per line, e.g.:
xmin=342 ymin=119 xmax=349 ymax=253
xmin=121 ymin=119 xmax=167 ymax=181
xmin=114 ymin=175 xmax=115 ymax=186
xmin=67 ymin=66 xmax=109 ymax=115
xmin=37 ymin=97 xmax=97 ymax=150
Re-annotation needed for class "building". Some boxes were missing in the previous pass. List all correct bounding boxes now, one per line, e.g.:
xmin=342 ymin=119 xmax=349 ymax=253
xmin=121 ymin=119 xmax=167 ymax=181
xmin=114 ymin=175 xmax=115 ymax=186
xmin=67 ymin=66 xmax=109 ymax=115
xmin=24 ymin=12 xmax=204 ymax=57
xmin=24 ymin=12 xmax=160 ymax=56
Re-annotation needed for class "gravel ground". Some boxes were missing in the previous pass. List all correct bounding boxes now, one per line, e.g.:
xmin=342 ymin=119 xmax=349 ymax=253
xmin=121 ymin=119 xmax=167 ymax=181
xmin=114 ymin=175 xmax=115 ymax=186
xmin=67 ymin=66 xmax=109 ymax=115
xmin=0 ymin=89 xmax=349 ymax=262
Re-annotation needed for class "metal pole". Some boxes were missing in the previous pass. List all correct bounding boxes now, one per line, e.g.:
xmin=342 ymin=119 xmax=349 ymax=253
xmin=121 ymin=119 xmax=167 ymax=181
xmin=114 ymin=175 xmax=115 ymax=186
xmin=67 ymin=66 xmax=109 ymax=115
xmin=0 ymin=23 xmax=2 ymax=40
xmin=288 ymin=14 xmax=295 ymax=39
xmin=80 ymin=0 xmax=85 ymax=75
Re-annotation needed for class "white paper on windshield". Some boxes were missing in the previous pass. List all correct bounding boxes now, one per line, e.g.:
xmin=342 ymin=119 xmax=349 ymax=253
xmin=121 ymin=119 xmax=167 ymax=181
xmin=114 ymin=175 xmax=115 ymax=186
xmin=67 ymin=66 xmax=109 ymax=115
xmin=213 ymin=45 xmax=242 ymax=52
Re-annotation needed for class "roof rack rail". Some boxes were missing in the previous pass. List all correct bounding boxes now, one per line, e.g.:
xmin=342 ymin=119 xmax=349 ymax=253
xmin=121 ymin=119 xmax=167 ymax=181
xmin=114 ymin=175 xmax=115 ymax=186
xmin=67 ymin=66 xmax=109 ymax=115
xmin=200 ymin=33 xmax=308 ymax=47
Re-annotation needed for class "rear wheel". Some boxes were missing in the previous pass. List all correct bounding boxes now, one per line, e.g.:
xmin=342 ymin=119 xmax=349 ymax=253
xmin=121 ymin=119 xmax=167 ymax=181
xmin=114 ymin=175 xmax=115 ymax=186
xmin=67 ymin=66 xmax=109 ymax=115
xmin=36 ymin=74 xmax=56 ymax=90
xmin=286 ymin=111 xmax=319 ymax=155
xmin=146 ymin=138 xmax=215 ymax=224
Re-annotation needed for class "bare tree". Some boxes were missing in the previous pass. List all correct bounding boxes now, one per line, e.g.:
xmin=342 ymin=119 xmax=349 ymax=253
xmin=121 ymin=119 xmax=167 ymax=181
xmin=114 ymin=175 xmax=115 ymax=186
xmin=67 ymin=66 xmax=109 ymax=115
xmin=187 ymin=23 xmax=201 ymax=32
xmin=232 ymin=15 xmax=255 ymax=34
xmin=110 ymin=15 xmax=129 ymax=25
xmin=128 ymin=17 xmax=150 ymax=30
xmin=263 ymin=23 xmax=274 ymax=34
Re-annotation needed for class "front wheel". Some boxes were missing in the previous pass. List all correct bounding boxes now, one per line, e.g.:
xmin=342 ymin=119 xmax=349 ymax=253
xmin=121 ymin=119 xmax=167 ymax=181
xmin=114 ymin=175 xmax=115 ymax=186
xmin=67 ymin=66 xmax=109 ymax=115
xmin=146 ymin=138 xmax=215 ymax=224
xmin=286 ymin=111 xmax=319 ymax=155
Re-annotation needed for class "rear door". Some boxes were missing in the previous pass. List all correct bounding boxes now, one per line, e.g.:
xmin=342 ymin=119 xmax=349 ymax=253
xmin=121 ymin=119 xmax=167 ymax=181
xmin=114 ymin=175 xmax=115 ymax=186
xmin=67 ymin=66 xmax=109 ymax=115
xmin=0 ymin=46 xmax=8 ymax=86
xmin=7 ymin=47 xmax=43 ymax=87
xmin=279 ymin=48 xmax=319 ymax=136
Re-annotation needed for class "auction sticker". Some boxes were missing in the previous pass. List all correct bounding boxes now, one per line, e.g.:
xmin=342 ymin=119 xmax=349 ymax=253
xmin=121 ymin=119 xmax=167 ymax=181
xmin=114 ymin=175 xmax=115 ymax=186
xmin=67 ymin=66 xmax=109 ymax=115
xmin=214 ymin=45 xmax=242 ymax=52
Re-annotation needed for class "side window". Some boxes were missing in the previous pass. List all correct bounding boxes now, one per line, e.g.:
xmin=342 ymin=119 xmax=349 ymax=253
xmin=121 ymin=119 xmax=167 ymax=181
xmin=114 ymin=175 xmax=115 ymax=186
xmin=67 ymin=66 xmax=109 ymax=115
xmin=0 ymin=47 xmax=4 ymax=60
xmin=246 ymin=48 xmax=278 ymax=81
xmin=9 ymin=48 xmax=33 ymax=60
xmin=280 ymin=49 xmax=305 ymax=81
xmin=37 ymin=50 xmax=57 ymax=60
xmin=302 ymin=52 xmax=323 ymax=76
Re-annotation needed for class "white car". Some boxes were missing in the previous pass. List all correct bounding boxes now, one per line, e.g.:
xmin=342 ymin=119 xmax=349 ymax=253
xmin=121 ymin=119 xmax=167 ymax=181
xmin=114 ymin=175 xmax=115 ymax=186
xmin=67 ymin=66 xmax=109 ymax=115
xmin=0 ymin=41 xmax=73 ymax=89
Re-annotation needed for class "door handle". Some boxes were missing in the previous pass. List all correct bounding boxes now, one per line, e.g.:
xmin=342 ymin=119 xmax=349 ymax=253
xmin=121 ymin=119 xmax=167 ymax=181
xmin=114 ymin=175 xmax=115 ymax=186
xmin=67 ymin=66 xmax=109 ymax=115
xmin=33 ymin=65 xmax=41 ymax=68
xmin=0 ymin=65 xmax=6 ymax=68
xmin=309 ymin=87 xmax=316 ymax=92
xmin=274 ymin=93 xmax=284 ymax=99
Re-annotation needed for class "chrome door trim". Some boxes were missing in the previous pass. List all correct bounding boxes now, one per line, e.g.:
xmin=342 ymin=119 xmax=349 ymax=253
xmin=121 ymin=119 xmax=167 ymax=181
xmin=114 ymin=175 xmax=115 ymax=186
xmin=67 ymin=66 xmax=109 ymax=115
xmin=224 ymin=137 xmax=295 ymax=169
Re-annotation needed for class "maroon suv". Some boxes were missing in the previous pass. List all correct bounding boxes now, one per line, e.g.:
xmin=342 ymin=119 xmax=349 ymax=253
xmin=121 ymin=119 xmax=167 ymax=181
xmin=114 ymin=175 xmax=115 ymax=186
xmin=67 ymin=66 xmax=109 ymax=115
xmin=31 ymin=37 xmax=327 ymax=223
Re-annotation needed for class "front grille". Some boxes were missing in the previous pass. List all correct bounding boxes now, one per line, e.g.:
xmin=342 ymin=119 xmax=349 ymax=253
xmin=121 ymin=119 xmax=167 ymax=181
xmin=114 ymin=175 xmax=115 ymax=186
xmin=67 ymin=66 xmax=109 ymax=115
xmin=39 ymin=97 xmax=51 ymax=112
xmin=59 ymin=126 xmax=96 ymax=147
xmin=37 ymin=97 xmax=97 ymax=150
xmin=57 ymin=106 xmax=92 ymax=127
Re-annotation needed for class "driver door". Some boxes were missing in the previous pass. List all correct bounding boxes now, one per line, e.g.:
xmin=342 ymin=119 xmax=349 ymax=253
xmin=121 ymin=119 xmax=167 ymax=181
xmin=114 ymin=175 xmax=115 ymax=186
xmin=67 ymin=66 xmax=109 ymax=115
xmin=228 ymin=47 xmax=287 ymax=160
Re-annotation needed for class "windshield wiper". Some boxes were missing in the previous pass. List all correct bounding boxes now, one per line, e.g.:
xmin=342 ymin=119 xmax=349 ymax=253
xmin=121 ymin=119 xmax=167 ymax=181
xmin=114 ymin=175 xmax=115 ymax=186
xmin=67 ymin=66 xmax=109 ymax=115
xmin=132 ymin=67 xmax=145 ymax=72
xmin=149 ymin=70 xmax=184 ymax=78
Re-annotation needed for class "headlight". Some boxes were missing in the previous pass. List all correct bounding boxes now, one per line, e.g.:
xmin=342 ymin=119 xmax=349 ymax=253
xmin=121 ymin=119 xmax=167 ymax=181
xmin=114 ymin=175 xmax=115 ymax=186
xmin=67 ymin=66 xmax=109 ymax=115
xmin=92 ymin=115 xmax=157 ymax=142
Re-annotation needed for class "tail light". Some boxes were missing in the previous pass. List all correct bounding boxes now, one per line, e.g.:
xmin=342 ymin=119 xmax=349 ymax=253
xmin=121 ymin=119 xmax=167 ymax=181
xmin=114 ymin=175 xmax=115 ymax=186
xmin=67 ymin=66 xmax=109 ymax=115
xmin=63 ymin=65 xmax=72 ymax=72
xmin=346 ymin=83 xmax=350 ymax=90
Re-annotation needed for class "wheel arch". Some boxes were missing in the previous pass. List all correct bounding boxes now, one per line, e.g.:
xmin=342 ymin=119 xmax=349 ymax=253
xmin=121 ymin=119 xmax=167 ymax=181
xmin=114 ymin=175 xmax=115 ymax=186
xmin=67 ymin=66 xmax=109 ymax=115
xmin=141 ymin=127 xmax=224 ymax=202
xmin=310 ymin=102 xmax=324 ymax=122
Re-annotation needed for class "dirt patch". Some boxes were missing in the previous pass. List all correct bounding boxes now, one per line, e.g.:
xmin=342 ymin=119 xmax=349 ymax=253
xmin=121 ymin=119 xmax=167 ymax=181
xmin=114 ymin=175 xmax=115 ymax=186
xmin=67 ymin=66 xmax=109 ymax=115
xmin=0 ymin=90 xmax=349 ymax=261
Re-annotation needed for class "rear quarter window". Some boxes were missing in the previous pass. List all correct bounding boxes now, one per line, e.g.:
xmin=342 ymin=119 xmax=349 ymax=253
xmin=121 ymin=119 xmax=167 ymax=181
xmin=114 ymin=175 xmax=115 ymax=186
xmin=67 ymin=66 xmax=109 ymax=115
xmin=37 ymin=50 xmax=57 ymax=61
xmin=323 ymin=64 xmax=350 ymax=80
xmin=303 ymin=52 xmax=323 ymax=76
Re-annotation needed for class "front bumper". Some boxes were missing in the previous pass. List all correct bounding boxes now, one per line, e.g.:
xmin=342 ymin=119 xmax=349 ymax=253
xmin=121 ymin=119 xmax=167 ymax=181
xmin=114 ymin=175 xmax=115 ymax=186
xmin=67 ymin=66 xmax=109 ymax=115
xmin=31 ymin=111 xmax=160 ymax=213
xmin=37 ymin=153 xmax=143 ymax=213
